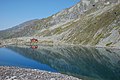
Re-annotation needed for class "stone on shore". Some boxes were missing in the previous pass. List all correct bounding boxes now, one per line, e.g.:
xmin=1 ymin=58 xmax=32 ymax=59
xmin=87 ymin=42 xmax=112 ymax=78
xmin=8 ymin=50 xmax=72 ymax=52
xmin=0 ymin=66 xmax=81 ymax=80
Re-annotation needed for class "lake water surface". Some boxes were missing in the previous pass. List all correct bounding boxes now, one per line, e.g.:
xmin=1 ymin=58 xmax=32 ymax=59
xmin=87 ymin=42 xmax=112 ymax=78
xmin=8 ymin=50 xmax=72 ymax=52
xmin=0 ymin=45 xmax=120 ymax=80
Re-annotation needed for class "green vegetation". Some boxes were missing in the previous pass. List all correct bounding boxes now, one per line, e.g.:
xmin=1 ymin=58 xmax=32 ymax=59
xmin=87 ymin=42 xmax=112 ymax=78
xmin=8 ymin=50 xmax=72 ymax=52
xmin=42 ymin=29 xmax=52 ymax=37
xmin=93 ymin=33 xmax=104 ymax=45
xmin=106 ymin=42 xmax=113 ymax=46
xmin=52 ymin=27 xmax=63 ymax=35
xmin=63 ymin=3 xmax=120 ymax=45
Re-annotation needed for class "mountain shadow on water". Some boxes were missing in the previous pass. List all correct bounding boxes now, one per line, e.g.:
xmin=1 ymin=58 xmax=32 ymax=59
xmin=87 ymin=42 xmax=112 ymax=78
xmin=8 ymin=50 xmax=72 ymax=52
xmin=7 ymin=45 xmax=120 ymax=80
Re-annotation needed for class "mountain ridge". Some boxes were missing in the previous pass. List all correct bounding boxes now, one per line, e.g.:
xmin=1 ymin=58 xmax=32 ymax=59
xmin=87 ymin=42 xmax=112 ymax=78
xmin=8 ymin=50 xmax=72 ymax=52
xmin=0 ymin=0 xmax=120 ymax=48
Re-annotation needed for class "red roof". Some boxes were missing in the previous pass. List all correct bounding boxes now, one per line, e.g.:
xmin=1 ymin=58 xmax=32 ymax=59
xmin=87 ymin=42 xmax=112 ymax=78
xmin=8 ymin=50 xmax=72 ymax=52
xmin=30 ymin=38 xmax=38 ymax=42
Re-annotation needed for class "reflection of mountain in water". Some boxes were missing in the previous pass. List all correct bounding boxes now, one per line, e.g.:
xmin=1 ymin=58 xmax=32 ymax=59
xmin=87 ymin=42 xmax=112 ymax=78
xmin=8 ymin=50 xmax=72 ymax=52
xmin=7 ymin=45 xmax=120 ymax=80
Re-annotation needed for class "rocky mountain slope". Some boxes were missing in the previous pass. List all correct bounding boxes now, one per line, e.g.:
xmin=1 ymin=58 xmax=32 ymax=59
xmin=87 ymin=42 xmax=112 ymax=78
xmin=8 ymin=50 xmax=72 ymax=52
xmin=0 ymin=0 xmax=120 ymax=47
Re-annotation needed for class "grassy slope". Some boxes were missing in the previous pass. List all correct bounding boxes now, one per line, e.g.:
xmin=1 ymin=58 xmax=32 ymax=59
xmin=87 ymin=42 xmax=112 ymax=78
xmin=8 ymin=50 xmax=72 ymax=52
xmin=31 ymin=3 xmax=120 ymax=47
xmin=60 ymin=3 xmax=120 ymax=46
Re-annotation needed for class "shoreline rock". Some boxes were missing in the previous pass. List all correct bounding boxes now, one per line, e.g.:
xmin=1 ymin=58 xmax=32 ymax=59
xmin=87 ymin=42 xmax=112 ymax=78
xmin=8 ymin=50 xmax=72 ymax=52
xmin=0 ymin=66 xmax=81 ymax=80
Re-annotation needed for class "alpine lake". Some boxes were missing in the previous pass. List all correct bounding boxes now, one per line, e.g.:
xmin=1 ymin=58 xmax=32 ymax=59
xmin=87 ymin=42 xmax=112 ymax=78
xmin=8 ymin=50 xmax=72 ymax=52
xmin=0 ymin=45 xmax=120 ymax=80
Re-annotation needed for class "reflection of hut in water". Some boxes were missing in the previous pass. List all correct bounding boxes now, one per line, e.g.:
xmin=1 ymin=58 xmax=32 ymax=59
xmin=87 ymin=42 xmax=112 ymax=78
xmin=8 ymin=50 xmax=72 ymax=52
xmin=31 ymin=45 xmax=38 ymax=49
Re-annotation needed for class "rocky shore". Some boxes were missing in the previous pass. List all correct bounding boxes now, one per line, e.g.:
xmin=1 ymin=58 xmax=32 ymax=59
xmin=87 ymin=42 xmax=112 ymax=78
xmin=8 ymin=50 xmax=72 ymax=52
xmin=0 ymin=66 xmax=81 ymax=80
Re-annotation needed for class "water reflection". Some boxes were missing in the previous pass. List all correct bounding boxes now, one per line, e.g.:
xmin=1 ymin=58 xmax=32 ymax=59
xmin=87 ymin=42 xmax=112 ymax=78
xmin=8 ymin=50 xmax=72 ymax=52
xmin=30 ymin=45 xmax=38 ymax=49
xmin=7 ymin=45 xmax=120 ymax=80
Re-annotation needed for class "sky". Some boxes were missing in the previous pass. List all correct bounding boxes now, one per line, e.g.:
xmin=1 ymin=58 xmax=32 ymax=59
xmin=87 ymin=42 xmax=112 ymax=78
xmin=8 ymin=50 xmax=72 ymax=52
xmin=0 ymin=0 xmax=80 ymax=30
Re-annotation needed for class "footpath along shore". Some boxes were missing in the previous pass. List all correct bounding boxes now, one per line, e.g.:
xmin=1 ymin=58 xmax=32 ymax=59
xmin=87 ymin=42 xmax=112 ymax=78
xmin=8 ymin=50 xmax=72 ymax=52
xmin=0 ymin=66 xmax=81 ymax=80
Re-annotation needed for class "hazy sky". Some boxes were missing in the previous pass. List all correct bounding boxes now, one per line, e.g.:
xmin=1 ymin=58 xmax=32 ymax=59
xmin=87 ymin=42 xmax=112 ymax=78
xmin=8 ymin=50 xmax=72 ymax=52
xmin=0 ymin=0 xmax=80 ymax=30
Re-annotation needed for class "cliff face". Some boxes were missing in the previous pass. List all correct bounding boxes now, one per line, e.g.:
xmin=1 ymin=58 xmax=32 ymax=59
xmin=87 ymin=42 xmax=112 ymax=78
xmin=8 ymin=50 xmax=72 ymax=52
xmin=0 ymin=0 xmax=120 ymax=47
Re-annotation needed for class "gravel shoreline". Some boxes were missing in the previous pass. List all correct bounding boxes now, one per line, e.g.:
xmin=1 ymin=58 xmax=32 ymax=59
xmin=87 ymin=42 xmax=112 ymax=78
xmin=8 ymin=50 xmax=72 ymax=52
xmin=0 ymin=66 xmax=81 ymax=80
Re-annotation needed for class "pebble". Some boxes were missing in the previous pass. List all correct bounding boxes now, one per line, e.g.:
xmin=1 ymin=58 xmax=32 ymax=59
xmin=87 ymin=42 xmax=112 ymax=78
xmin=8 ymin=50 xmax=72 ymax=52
xmin=0 ymin=66 xmax=81 ymax=80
